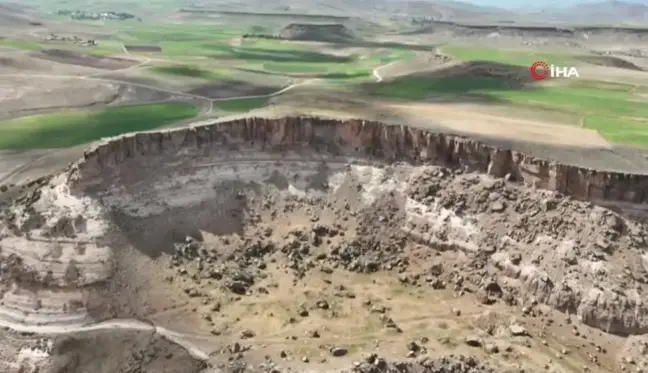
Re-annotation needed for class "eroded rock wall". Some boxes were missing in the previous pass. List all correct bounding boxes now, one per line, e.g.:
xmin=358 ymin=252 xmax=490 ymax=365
xmin=69 ymin=117 xmax=648 ymax=211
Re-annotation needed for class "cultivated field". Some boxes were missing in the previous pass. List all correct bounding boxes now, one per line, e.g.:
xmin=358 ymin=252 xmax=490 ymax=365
xmin=1 ymin=7 xmax=648 ymax=181
xmin=2 ymin=5 xmax=647 ymax=154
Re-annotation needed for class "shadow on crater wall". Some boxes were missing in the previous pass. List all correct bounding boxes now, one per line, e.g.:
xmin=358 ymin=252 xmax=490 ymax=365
xmin=109 ymin=180 xmax=253 ymax=259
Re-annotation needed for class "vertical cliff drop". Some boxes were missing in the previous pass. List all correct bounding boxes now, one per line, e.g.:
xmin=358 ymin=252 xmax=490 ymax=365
xmin=1 ymin=117 xmax=648 ymax=373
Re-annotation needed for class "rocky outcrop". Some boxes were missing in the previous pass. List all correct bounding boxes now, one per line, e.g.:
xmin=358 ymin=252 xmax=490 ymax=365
xmin=69 ymin=117 xmax=648 ymax=213
xmin=3 ymin=116 xmax=648 ymax=342
xmin=7 ymin=116 xmax=648 ymax=373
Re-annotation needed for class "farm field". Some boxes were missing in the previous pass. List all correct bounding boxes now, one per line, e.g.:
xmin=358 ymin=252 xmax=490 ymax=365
xmin=359 ymin=46 xmax=648 ymax=147
xmin=214 ymin=97 xmax=269 ymax=112
xmin=0 ymin=4 xmax=647 ymax=168
xmin=442 ymin=46 xmax=579 ymax=66
xmin=2 ymin=19 xmax=647 ymax=147
xmin=0 ymin=102 xmax=199 ymax=149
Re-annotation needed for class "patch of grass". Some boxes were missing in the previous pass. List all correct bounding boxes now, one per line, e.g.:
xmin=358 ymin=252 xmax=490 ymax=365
xmin=263 ymin=62 xmax=329 ymax=73
xmin=490 ymin=84 xmax=648 ymax=146
xmin=565 ymin=80 xmax=635 ymax=92
xmin=338 ymin=41 xmax=437 ymax=52
xmin=444 ymin=46 xmax=576 ymax=66
xmin=261 ymin=62 xmax=369 ymax=77
xmin=492 ymin=83 xmax=648 ymax=118
xmin=436 ymin=45 xmax=648 ymax=146
xmin=149 ymin=65 xmax=226 ymax=80
xmin=322 ymin=71 xmax=371 ymax=80
xmin=1 ymin=38 xmax=123 ymax=56
xmin=205 ymin=44 xmax=352 ymax=63
xmin=585 ymin=117 xmax=648 ymax=147
xmin=372 ymin=76 xmax=512 ymax=100
xmin=215 ymin=97 xmax=267 ymax=112
xmin=85 ymin=40 xmax=126 ymax=56
xmin=369 ymin=72 xmax=648 ymax=147
xmin=0 ymin=40 xmax=46 ymax=51
xmin=259 ymin=48 xmax=410 ymax=81
xmin=0 ymin=103 xmax=199 ymax=149
xmin=125 ymin=24 xmax=242 ymax=43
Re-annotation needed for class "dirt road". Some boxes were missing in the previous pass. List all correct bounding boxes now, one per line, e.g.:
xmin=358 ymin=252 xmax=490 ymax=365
xmin=372 ymin=61 xmax=397 ymax=82
xmin=0 ymin=317 xmax=210 ymax=361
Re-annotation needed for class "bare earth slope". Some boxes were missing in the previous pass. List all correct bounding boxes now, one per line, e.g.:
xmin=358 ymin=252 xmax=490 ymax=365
xmin=1 ymin=117 xmax=648 ymax=373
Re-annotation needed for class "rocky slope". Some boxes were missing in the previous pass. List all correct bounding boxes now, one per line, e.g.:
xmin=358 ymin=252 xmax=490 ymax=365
xmin=1 ymin=116 xmax=648 ymax=372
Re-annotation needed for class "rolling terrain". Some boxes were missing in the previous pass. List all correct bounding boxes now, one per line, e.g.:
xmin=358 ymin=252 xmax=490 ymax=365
xmin=1 ymin=1 xmax=648 ymax=373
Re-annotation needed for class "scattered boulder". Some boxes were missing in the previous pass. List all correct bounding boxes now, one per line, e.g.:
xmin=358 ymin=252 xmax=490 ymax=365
xmin=330 ymin=346 xmax=348 ymax=357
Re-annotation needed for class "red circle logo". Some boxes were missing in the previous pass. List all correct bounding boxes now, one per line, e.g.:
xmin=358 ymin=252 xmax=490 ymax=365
xmin=530 ymin=61 xmax=549 ymax=80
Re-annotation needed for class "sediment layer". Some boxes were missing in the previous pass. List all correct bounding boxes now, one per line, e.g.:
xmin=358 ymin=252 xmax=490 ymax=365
xmin=71 ymin=116 xmax=648 ymax=212
xmin=2 ymin=116 xmax=648 ymax=369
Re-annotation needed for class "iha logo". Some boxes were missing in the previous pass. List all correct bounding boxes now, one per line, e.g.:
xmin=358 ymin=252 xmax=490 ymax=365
xmin=530 ymin=61 xmax=580 ymax=80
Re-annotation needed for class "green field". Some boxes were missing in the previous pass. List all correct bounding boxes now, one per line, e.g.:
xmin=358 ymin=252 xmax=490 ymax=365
xmin=6 ymin=14 xmax=645 ymax=147
xmin=373 ymin=73 xmax=648 ymax=146
xmin=0 ymin=39 xmax=124 ymax=56
xmin=117 ymin=24 xmax=416 ymax=83
xmin=372 ymin=76 xmax=512 ymax=100
xmin=0 ymin=40 xmax=46 ymax=51
xmin=443 ymin=46 xmax=577 ymax=66
xmin=148 ymin=65 xmax=228 ymax=80
xmin=383 ymin=47 xmax=647 ymax=147
xmin=493 ymin=82 xmax=648 ymax=146
xmin=214 ymin=98 xmax=268 ymax=112
xmin=205 ymin=44 xmax=351 ymax=63
xmin=123 ymin=23 xmax=242 ymax=42
xmin=0 ymin=103 xmax=199 ymax=149
xmin=260 ymin=49 xmax=411 ymax=75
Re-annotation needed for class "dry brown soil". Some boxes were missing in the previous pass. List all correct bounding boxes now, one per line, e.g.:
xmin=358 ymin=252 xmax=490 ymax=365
xmin=385 ymin=102 xmax=610 ymax=148
xmin=29 ymin=49 xmax=138 ymax=70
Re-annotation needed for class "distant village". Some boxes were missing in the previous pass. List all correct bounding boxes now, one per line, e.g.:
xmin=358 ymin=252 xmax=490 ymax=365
xmin=45 ymin=33 xmax=98 ymax=47
xmin=56 ymin=10 xmax=137 ymax=21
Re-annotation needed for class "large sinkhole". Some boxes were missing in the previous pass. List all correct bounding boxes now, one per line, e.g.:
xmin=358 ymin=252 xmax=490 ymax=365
xmin=3 ymin=117 xmax=647 ymax=357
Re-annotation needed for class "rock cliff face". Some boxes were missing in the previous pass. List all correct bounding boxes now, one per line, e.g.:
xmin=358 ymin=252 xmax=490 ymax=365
xmin=3 ymin=115 xmax=648 ymax=354
xmin=70 ymin=117 xmax=648 ymax=214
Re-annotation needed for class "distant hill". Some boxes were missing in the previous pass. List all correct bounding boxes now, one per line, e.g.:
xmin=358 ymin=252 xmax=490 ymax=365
xmin=7 ymin=0 xmax=648 ymax=27
xmin=376 ymin=0 xmax=515 ymax=22
xmin=185 ymin=0 xmax=379 ymax=16
xmin=165 ymin=0 xmax=648 ymax=26
xmin=183 ymin=0 xmax=515 ymax=23
xmin=374 ymin=0 xmax=648 ymax=25
xmin=381 ymin=0 xmax=648 ymax=25
xmin=0 ymin=2 xmax=39 ymax=27
xmin=527 ymin=1 xmax=648 ymax=25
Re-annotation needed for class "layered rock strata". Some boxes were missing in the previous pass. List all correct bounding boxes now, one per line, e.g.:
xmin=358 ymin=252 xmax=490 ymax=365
xmin=1 ymin=116 xmax=648 ymax=347
xmin=71 ymin=117 xmax=648 ymax=211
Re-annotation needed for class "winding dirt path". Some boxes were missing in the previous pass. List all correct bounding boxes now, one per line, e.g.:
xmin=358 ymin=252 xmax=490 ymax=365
xmin=0 ymin=317 xmax=211 ymax=361
xmin=372 ymin=61 xmax=397 ymax=82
